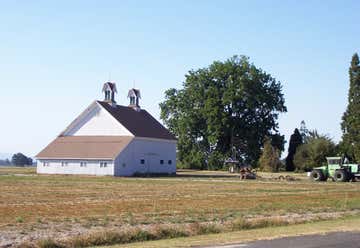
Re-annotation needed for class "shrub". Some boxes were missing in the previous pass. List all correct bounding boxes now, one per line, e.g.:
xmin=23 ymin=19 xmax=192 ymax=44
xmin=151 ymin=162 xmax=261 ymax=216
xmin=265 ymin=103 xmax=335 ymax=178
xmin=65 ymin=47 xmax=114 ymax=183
xmin=294 ymin=135 xmax=336 ymax=171
xmin=15 ymin=216 xmax=24 ymax=223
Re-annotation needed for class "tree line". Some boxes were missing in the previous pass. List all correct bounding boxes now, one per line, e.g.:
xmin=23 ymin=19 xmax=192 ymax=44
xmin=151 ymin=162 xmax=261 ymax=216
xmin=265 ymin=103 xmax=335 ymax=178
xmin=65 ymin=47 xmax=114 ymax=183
xmin=0 ymin=159 xmax=11 ymax=166
xmin=0 ymin=153 xmax=33 ymax=166
xmin=160 ymin=53 xmax=360 ymax=171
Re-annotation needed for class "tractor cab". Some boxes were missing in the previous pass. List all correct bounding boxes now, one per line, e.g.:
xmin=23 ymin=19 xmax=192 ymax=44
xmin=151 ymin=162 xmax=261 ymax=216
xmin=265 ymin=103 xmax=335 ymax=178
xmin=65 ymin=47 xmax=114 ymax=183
xmin=326 ymin=157 xmax=342 ymax=166
xmin=326 ymin=157 xmax=342 ymax=178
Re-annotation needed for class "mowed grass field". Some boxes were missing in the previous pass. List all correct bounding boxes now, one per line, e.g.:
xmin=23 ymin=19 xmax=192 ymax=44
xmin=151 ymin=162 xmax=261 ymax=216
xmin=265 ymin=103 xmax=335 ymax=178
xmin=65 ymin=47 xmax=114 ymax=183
xmin=0 ymin=166 xmax=360 ymax=246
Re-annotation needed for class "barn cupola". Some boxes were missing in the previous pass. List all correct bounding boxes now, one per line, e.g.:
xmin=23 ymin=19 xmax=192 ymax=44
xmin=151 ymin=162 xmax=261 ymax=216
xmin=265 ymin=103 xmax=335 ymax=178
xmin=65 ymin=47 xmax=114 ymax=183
xmin=127 ymin=88 xmax=141 ymax=111
xmin=102 ymin=82 xmax=117 ymax=105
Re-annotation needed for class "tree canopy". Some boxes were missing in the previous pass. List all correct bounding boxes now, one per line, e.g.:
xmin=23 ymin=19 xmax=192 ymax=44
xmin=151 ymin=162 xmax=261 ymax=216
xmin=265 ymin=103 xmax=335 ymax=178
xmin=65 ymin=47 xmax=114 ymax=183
xmin=341 ymin=53 xmax=360 ymax=162
xmin=160 ymin=55 xmax=287 ymax=169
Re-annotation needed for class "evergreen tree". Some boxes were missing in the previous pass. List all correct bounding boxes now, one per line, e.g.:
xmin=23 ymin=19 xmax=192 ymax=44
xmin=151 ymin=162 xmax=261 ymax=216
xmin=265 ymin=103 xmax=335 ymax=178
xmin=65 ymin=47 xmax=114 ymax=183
xmin=259 ymin=137 xmax=281 ymax=172
xmin=341 ymin=53 xmax=360 ymax=162
xmin=285 ymin=128 xmax=303 ymax=171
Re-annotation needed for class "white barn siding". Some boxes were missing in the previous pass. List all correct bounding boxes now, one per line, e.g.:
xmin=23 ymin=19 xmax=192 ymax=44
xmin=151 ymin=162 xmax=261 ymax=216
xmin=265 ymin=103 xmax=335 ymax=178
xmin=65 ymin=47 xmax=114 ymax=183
xmin=64 ymin=104 xmax=133 ymax=136
xmin=37 ymin=159 xmax=114 ymax=176
xmin=114 ymin=138 xmax=177 ymax=176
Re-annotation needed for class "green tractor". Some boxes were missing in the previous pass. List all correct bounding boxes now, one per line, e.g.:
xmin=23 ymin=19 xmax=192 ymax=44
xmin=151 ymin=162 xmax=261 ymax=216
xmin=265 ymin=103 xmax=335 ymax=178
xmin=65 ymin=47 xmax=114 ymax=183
xmin=310 ymin=157 xmax=360 ymax=182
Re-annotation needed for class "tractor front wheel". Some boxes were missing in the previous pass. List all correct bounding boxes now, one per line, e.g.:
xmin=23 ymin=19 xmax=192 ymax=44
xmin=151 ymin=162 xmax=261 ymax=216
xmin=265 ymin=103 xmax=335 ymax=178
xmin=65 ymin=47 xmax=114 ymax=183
xmin=310 ymin=169 xmax=325 ymax=181
xmin=334 ymin=170 xmax=349 ymax=182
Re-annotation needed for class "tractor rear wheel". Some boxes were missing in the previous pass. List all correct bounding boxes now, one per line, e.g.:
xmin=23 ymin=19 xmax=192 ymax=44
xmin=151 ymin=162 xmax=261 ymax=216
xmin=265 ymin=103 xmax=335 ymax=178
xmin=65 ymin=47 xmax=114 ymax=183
xmin=334 ymin=170 xmax=349 ymax=182
xmin=310 ymin=169 xmax=325 ymax=181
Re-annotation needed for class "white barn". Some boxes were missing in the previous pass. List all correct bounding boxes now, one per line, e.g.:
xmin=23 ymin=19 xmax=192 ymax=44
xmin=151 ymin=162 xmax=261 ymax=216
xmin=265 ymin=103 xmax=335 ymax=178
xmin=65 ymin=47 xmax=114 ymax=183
xmin=36 ymin=82 xmax=177 ymax=176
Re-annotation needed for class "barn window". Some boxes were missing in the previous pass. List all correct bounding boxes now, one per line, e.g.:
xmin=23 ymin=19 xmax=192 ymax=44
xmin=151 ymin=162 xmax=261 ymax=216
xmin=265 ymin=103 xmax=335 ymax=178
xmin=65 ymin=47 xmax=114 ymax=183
xmin=80 ymin=162 xmax=87 ymax=167
xmin=140 ymin=159 xmax=145 ymax=165
xmin=160 ymin=160 xmax=164 ymax=165
xmin=61 ymin=162 xmax=68 ymax=167
xmin=43 ymin=162 xmax=50 ymax=167
xmin=100 ymin=162 xmax=108 ymax=168
xmin=168 ymin=160 xmax=172 ymax=165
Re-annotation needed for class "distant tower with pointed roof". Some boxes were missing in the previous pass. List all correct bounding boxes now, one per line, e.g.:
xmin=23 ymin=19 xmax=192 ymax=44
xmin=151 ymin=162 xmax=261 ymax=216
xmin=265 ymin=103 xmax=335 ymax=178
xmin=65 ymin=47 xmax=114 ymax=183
xmin=128 ymin=88 xmax=141 ymax=110
xmin=102 ymin=82 xmax=117 ymax=104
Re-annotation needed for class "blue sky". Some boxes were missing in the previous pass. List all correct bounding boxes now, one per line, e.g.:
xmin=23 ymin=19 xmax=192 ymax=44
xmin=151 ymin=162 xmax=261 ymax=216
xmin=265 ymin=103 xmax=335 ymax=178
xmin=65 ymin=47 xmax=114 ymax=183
xmin=0 ymin=1 xmax=359 ymax=158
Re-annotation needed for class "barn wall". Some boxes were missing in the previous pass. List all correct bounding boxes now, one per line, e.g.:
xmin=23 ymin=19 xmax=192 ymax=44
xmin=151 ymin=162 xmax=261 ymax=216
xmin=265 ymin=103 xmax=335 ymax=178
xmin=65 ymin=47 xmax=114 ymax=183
xmin=114 ymin=138 xmax=177 ymax=176
xmin=64 ymin=104 xmax=133 ymax=136
xmin=36 ymin=159 xmax=114 ymax=176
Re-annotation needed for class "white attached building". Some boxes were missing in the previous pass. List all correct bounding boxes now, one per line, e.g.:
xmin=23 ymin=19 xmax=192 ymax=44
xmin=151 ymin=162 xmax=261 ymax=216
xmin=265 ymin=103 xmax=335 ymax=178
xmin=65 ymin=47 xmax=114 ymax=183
xmin=36 ymin=82 xmax=177 ymax=176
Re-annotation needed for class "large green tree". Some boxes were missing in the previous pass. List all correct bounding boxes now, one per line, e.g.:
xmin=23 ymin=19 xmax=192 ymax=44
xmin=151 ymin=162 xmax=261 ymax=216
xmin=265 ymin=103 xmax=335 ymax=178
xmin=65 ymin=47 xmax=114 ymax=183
xmin=160 ymin=56 xmax=287 ymax=169
xmin=341 ymin=53 xmax=360 ymax=162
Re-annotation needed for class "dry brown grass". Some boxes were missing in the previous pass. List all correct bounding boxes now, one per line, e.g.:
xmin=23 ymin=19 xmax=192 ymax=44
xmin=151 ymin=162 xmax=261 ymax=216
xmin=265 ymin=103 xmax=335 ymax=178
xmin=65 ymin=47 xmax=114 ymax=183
xmin=0 ymin=167 xmax=360 ymax=246
xmin=16 ymin=214 xmax=360 ymax=248
xmin=0 ymin=166 xmax=36 ymax=175
xmin=113 ymin=216 xmax=360 ymax=248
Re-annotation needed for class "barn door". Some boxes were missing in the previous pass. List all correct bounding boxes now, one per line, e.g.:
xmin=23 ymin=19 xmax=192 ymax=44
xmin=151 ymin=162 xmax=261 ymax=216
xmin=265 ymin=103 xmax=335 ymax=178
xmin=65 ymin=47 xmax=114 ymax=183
xmin=145 ymin=153 xmax=159 ymax=175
